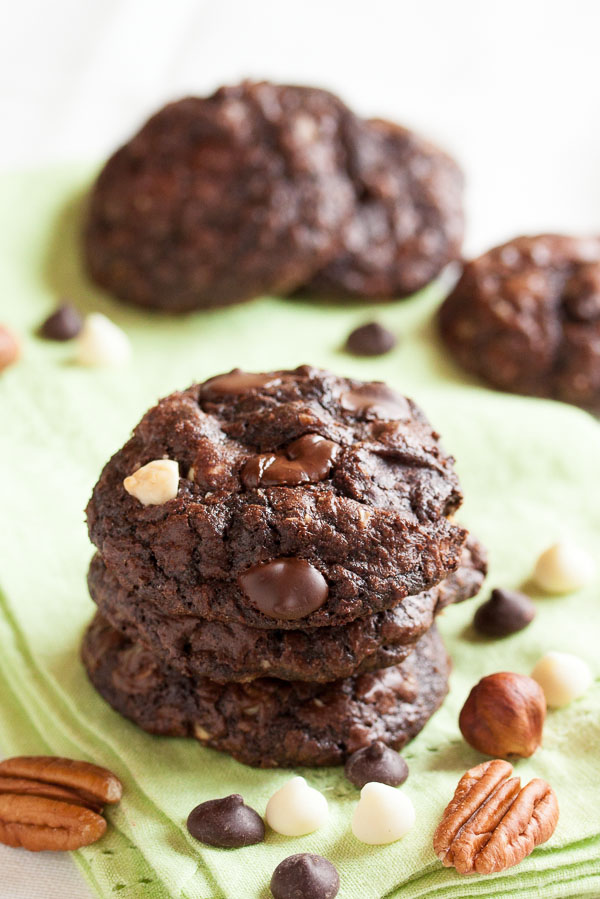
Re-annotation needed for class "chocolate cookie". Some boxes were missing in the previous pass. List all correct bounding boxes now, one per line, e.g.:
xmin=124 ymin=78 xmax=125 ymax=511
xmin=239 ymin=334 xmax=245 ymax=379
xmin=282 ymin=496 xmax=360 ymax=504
xmin=84 ymin=82 xmax=354 ymax=312
xmin=300 ymin=118 xmax=464 ymax=300
xmin=81 ymin=616 xmax=450 ymax=767
xmin=86 ymin=366 xmax=466 ymax=629
xmin=439 ymin=234 xmax=600 ymax=408
xmin=87 ymin=535 xmax=486 ymax=683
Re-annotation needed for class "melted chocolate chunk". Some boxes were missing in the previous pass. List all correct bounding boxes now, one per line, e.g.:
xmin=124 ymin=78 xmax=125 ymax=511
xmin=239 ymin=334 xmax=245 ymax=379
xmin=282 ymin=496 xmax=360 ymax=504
xmin=270 ymin=854 xmax=340 ymax=899
xmin=202 ymin=369 xmax=281 ymax=396
xmin=238 ymin=558 xmax=328 ymax=620
xmin=340 ymin=383 xmax=409 ymax=419
xmin=345 ymin=321 xmax=397 ymax=357
xmin=344 ymin=741 xmax=409 ymax=789
xmin=186 ymin=794 xmax=265 ymax=848
xmin=241 ymin=434 xmax=339 ymax=488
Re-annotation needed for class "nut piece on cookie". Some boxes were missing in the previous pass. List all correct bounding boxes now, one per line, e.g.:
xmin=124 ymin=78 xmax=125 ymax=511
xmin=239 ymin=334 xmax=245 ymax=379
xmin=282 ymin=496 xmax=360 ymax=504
xmin=531 ymin=651 xmax=593 ymax=708
xmin=265 ymin=777 xmax=328 ymax=836
xmin=433 ymin=759 xmax=559 ymax=874
xmin=351 ymin=782 xmax=415 ymax=845
xmin=123 ymin=460 xmax=179 ymax=506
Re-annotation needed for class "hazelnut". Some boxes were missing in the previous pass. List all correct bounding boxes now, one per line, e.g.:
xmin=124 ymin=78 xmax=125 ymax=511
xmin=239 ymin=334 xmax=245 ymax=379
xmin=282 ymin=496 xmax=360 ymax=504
xmin=459 ymin=672 xmax=546 ymax=758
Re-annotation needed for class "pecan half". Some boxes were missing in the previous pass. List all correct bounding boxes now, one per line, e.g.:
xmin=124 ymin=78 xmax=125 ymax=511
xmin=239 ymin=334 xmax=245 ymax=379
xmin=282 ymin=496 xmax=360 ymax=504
xmin=433 ymin=759 xmax=559 ymax=874
xmin=0 ymin=777 xmax=103 ymax=813
xmin=0 ymin=794 xmax=106 ymax=851
xmin=0 ymin=757 xmax=122 ymax=807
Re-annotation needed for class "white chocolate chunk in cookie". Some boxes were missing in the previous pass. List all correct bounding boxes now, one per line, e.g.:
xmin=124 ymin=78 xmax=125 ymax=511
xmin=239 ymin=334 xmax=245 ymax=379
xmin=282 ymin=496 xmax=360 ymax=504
xmin=124 ymin=459 xmax=179 ymax=506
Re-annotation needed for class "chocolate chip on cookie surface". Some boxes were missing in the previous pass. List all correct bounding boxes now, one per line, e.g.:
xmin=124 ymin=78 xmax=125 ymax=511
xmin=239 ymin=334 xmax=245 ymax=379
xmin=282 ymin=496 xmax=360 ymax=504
xmin=87 ymin=535 xmax=485 ymax=683
xmin=84 ymin=83 xmax=355 ymax=312
xmin=86 ymin=366 xmax=466 ymax=630
xmin=439 ymin=234 xmax=600 ymax=408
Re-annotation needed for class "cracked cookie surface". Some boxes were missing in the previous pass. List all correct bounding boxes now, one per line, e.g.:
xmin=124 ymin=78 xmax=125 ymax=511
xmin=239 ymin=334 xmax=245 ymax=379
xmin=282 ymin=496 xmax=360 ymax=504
xmin=86 ymin=366 xmax=466 ymax=629
xmin=439 ymin=234 xmax=600 ymax=408
xmin=84 ymin=82 xmax=355 ymax=312
xmin=300 ymin=117 xmax=464 ymax=300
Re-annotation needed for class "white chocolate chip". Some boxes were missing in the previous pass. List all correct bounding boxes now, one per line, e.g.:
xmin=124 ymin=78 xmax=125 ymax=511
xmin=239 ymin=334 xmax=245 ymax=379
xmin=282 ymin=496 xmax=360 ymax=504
xmin=123 ymin=459 xmax=179 ymax=506
xmin=265 ymin=776 xmax=328 ymax=837
xmin=531 ymin=651 xmax=593 ymax=708
xmin=351 ymin=782 xmax=415 ymax=845
xmin=76 ymin=313 xmax=132 ymax=366
xmin=532 ymin=541 xmax=595 ymax=593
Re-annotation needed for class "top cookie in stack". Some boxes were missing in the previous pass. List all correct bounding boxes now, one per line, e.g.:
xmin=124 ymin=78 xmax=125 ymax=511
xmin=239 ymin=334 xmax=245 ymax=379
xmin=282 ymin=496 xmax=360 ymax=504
xmin=83 ymin=81 xmax=464 ymax=311
xmin=82 ymin=367 xmax=486 ymax=767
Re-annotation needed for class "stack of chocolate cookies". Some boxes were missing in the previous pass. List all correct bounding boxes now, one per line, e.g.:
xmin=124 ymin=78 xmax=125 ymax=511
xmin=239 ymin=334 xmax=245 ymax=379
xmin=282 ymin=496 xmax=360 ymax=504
xmin=82 ymin=366 xmax=486 ymax=767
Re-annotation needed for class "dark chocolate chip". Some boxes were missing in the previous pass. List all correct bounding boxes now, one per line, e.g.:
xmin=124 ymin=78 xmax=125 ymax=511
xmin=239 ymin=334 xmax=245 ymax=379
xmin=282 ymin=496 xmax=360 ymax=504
xmin=270 ymin=853 xmax=340 ymax=899
xmin=39 ymin=304 xmax=83 ymax=341
xmin=340 ymin=383 xmax=409 ymax=419
xmin=473 ymin=588 xmax=536 ymax=638
xmin=345 ymin=322 xmax=397 ymax=356
xmin=186 ymin=794 xmax=265 ymax=848
xmin=238 ymin=558 xmax=328 ymax=620
xmin=344 ymin=741 xmax=409 ymax=789
xmin=241 ymin=435 xmax=339 ymax=488
xmin=202 ymin=369 xmax=281 ymax=395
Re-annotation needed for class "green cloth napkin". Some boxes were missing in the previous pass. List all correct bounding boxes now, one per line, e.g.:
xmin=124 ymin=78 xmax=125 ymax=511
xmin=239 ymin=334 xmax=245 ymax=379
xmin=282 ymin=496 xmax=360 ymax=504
xmin=1 ymin=164 xmax=599 ymax=899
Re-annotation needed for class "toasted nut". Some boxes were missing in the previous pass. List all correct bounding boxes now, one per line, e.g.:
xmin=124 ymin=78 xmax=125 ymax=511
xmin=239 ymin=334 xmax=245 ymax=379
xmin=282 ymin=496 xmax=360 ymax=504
xmin=0 ymin=325 xmax=20 ymax=372
xmin=433 ymin=759 xmax=559 ymax=874
xmin=459 ymin=672 xmax=545 ymax=757
xmin=0 ymin=777 xmax=102 ymax=813
xmin=123 ymin=459 xmax=179 ymax=506
xmin=0 ymin=794 xmax=107 ymax=851
xmin=0 ymin=757 xmax=123 ymax=806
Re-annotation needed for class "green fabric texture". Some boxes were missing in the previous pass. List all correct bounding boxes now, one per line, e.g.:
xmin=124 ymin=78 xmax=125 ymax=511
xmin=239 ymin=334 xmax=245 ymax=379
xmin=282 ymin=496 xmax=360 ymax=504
xmin=0 ymin=164 xmax=599 ymax=898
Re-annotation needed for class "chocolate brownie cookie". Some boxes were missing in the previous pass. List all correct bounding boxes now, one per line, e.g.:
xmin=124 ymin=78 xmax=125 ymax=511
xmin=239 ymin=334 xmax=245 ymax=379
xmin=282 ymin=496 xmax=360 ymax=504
xmin=81 ymin=615 xmax=450 ymax=767
xmin=84 ymin=82 xmax=354 ymax=312
xmin=439 ymin=234 xmax=600 ymax=408
xmin=300 ymin=118 xmax=464 ymax=300
xmin=87 ymin=367 xmax=466 ymax=629
xmin=88 ymin=535 xmax=486 ymax=683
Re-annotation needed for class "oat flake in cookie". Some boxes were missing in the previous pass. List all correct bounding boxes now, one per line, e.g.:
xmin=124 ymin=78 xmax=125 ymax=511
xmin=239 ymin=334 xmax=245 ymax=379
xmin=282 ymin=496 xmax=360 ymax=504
xmin=86 ymin=366 xmax=466 ymax=630
xmin=81 ymin=616 xmax=451 ymax=768
xmin=84 ymin=82 xmax=355 ymax=312
xmin=439 ymin=234 xmax=600 ymax=408
xmin=301 ymin=118 xmax=464 ymax=300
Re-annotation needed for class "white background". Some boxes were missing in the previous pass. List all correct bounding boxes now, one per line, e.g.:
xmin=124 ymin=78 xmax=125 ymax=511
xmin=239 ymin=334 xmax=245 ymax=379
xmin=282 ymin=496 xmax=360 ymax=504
xmin=1 ymin=0 xmax=599 ymax=895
